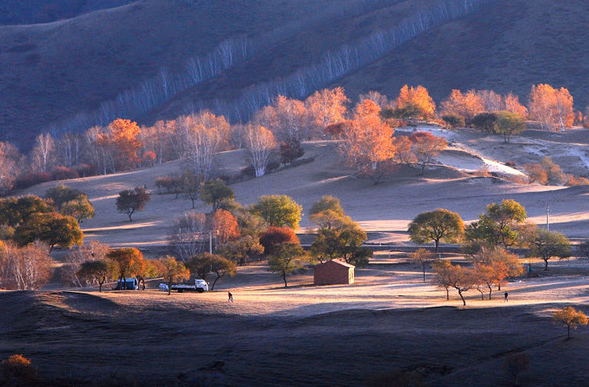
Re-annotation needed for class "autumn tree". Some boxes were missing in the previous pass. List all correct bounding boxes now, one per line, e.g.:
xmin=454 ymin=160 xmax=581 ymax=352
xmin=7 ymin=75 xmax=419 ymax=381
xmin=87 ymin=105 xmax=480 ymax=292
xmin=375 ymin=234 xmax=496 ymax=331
xmin=527 ymin=229 xmax=571 ymax=270
xmin=116 ymin=186 xmax=151 ymax=221
xmin=528 ymin=84 xmax=574 ymax=131
xmin=270 ymin=95 xmax=310 ymax=142
xmin=0 ymin=241 xmax=52 ymax=290
xmin=200 ymin=179 xmax=235 ymax=212
xmin=250 ymin=195 xmax=302 ymax=229
xmin=1 ymin=354 xmax=37 ymax=385
xmin=0 ymin=196 xmax=54 ymax=228
xmin=309 ymin=195 xmax=345 ymax=218
xmin=393 ymin=85 xmax=436 ymax=120
xmin=107 ymin=247 xmax=145 ymax=290
xmin=104 ymin=119 xmax=143 ymax=171
xmin=14 ymin=212 xmax=84 ymax=252
xmin=259 ymin=226 xmax=299 ymax=256
xmin=468 ymin=246 xmax=523 ymax=295
xmin=334 ymin=100 xmax=396 ymax=179
xmin=178 ymin=112 xmax=228 ymax=179
xmin=268 ymin=242 xmax=307 ymax=287
xmin=408 ymin=209 xmax=464 ymax=253
xmin=553 ymin=307 xmax=588 ymax=340
xmin=61 ymin=196 xmax=95 ymax=223
xmin=305 ymin=87 xmax=348 ymax=138
xmin=409 ymin=248 xmax=436 ymax=282
xmin=433 ymin=261 xmax=480 ymax=305
xmin=409 ymin=131 xmax=448 ymax=175
xmin=244 ymin=125 xmax=276 ymax=177
xmin=159 ymin=256 xmax=190 ymax=295
xmin=440 ymin=89 xmax=485 ymax=124
xmin=208 ymin=209 xmax=240 ymax=245
xmin=77 ymin=260 xmax=111 ymax=292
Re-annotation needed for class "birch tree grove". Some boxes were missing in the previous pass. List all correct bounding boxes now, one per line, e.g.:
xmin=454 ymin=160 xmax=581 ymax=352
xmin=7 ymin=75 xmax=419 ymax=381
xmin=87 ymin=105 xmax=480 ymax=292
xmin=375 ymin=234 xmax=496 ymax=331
xmin=528 ymin=84 xmax=574 ymax=131
xmin=0 ymin=241 xmax=52 ymax=290
xmin=244 ymin=125 xmax=276 ymax=178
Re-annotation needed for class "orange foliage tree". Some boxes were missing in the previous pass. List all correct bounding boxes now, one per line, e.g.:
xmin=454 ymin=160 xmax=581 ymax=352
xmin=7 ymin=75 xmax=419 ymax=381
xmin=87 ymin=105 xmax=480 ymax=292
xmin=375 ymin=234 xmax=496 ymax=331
xmin=305 ymin=87 xmax=349 ymax=138
xmin=409 ymin=131 xmax=448 ymax=175
xmin=528 ymin=84 xmax=574 ymax=131
xmin=395 ymin=85 xmax=436 ymax=119
xmin=97 ymin=119 xmax=142 ymax=171
xmin=208 ymin=209 xmax=241 ymax=245
xmin=440 ymin=89 xmax=485 ymax=124
xmin=336 ymin=100 xmax=396 ymax=178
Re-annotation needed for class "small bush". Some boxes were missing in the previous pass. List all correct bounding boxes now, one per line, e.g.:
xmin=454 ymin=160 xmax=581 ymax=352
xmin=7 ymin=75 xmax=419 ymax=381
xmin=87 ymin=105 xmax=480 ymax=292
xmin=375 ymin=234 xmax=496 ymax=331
xmin=52 ymin=166 xmax=79 ymax=180
xmin=75 ymin=163 xmax=98 ymax=177
xmin=442 ymin=114 xmax=465 ymax=129
xmin=15 ymin=172 xmax=52 ymax=189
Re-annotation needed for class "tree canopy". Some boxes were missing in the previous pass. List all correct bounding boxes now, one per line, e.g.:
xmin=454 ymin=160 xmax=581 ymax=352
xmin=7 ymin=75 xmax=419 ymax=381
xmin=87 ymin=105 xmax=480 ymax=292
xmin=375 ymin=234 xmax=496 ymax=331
xmin=250 ymin=195 xmax=302 ymax=229
xmin=408 ymin=209 xmax=464 ymax=252
xmin=116 ymin=186 xmax=151 ymax=221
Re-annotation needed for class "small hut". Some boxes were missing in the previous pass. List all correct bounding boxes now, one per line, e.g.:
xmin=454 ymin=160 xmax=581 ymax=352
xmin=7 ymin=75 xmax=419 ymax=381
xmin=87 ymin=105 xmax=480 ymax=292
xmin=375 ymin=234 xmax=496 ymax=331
xmin=313 ymin=260 xmax=355 ymax=286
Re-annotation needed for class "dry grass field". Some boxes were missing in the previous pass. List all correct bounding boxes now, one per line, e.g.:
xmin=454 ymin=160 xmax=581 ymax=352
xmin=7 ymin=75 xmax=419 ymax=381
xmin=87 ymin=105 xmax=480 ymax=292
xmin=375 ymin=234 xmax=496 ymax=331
xmin=4 ymin=128 xmax=589 ymax=386
xmin=1 ymin=256 xmax=588 ymax=386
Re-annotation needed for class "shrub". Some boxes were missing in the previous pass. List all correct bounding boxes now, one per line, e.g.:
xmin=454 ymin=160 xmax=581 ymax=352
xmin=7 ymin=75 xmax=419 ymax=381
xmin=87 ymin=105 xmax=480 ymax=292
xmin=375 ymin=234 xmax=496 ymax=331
xmin=51 ymin=166 xmax=79 ymax=180
xmin=442 ymin=114 xmax=465 ymax=128
xmin=14 ymin=172 xmax=53 ymax=189
xmin=75 ymin=163 xmax=98 ymax=177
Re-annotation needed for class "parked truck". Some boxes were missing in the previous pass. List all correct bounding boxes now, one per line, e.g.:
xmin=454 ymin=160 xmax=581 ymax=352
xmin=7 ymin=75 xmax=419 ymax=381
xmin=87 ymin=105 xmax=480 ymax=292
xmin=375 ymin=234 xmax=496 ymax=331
xmin=168 ymin=279 xmax=209 ymax=293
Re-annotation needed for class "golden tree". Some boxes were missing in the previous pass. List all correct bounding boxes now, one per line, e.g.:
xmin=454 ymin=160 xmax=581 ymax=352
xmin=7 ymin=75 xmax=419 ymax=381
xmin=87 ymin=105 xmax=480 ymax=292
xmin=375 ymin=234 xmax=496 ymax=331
xmin=395 ymin=85 xmax=436 ymax=119
xmin=305 ymin=87 xmax=349 ymax=138
xmin=337 ymin=100 xmax=396 ymax=176
xmin=440 ymin=89 xmax=485 ymax=123
xmin=528 ymin=84 xmax=574 ymax=131
xmin=553 ymin=306 xmax=588 ymax=339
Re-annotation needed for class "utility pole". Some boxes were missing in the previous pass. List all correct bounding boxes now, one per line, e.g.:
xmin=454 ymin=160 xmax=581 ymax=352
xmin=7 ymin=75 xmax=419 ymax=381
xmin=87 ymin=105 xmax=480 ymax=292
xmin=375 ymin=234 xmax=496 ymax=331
xmin=546 ymin=206 xmax=550 ymax=231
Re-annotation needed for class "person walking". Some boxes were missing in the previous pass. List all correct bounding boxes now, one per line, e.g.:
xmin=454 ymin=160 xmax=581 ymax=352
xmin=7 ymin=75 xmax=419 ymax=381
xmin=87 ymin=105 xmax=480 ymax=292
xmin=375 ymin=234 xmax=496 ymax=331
xmin=504 ymin=292 xmax=509 ymax=302
xmin=228 ymin=291 xmax=233 ymax=302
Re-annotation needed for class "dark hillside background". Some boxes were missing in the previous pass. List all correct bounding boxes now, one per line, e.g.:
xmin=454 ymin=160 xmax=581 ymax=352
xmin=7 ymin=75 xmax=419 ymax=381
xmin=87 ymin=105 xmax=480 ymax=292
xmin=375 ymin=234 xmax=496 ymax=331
xmin=2 ymin=0 xmax=589 ymax=149
xmin=0 ymin=0 xmax=136 ymax=25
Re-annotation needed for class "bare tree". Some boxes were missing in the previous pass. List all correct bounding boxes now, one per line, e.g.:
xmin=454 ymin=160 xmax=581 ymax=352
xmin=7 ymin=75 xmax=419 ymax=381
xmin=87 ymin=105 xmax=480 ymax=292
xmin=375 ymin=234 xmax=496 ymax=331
xmin=31 ymin=133 xmax=56 ymax=173
xmin=169 ymin=212 xmax=208 ymax=261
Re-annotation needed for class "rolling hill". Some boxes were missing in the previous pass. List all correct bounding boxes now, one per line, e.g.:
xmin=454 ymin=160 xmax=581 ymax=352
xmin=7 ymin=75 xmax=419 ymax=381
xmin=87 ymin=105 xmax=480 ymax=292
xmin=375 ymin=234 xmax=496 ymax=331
xmin=2 ymin=0 xmax=589 ymax=149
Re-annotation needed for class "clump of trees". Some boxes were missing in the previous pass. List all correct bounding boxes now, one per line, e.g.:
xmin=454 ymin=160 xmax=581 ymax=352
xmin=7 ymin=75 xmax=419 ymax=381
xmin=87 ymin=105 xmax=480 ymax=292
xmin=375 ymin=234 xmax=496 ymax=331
xmin=418 ymin=199 xmax=573 ymax=305
xmin=309 ymin=195 xmax=372 ymax=266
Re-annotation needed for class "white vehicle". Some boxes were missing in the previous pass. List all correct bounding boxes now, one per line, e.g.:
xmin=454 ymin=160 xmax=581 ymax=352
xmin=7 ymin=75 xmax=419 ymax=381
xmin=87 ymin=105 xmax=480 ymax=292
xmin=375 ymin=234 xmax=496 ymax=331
xmin=170 ymin=279 xmax=209 ymax=293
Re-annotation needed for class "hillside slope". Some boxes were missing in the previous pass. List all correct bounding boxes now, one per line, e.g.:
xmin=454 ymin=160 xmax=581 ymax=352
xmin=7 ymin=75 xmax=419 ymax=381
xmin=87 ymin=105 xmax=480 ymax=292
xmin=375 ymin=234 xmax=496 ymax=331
xmin=21 ymin=129 xmax=589 ymax=252
xmin=3 ymin=0 xmax=589 ymax=149
xmin=337 ymin=0 xmax=589 ymax=111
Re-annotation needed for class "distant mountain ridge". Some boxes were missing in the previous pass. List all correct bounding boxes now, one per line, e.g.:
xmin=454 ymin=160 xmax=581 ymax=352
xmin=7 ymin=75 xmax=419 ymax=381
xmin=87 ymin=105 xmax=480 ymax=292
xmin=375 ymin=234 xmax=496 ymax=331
xmin=2 ymin=0 xmax=589 ymax=149
xmin=0 ymin=0 xmax=136 ymax=25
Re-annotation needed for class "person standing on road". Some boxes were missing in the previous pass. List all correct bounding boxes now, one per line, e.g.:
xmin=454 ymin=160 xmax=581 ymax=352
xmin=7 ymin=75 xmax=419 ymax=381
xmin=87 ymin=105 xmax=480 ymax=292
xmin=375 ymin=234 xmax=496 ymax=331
xmin=504 ymin=292 xmax=509 ymax=302
xmin=228 ymin=291 xmax=233 ymax=302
